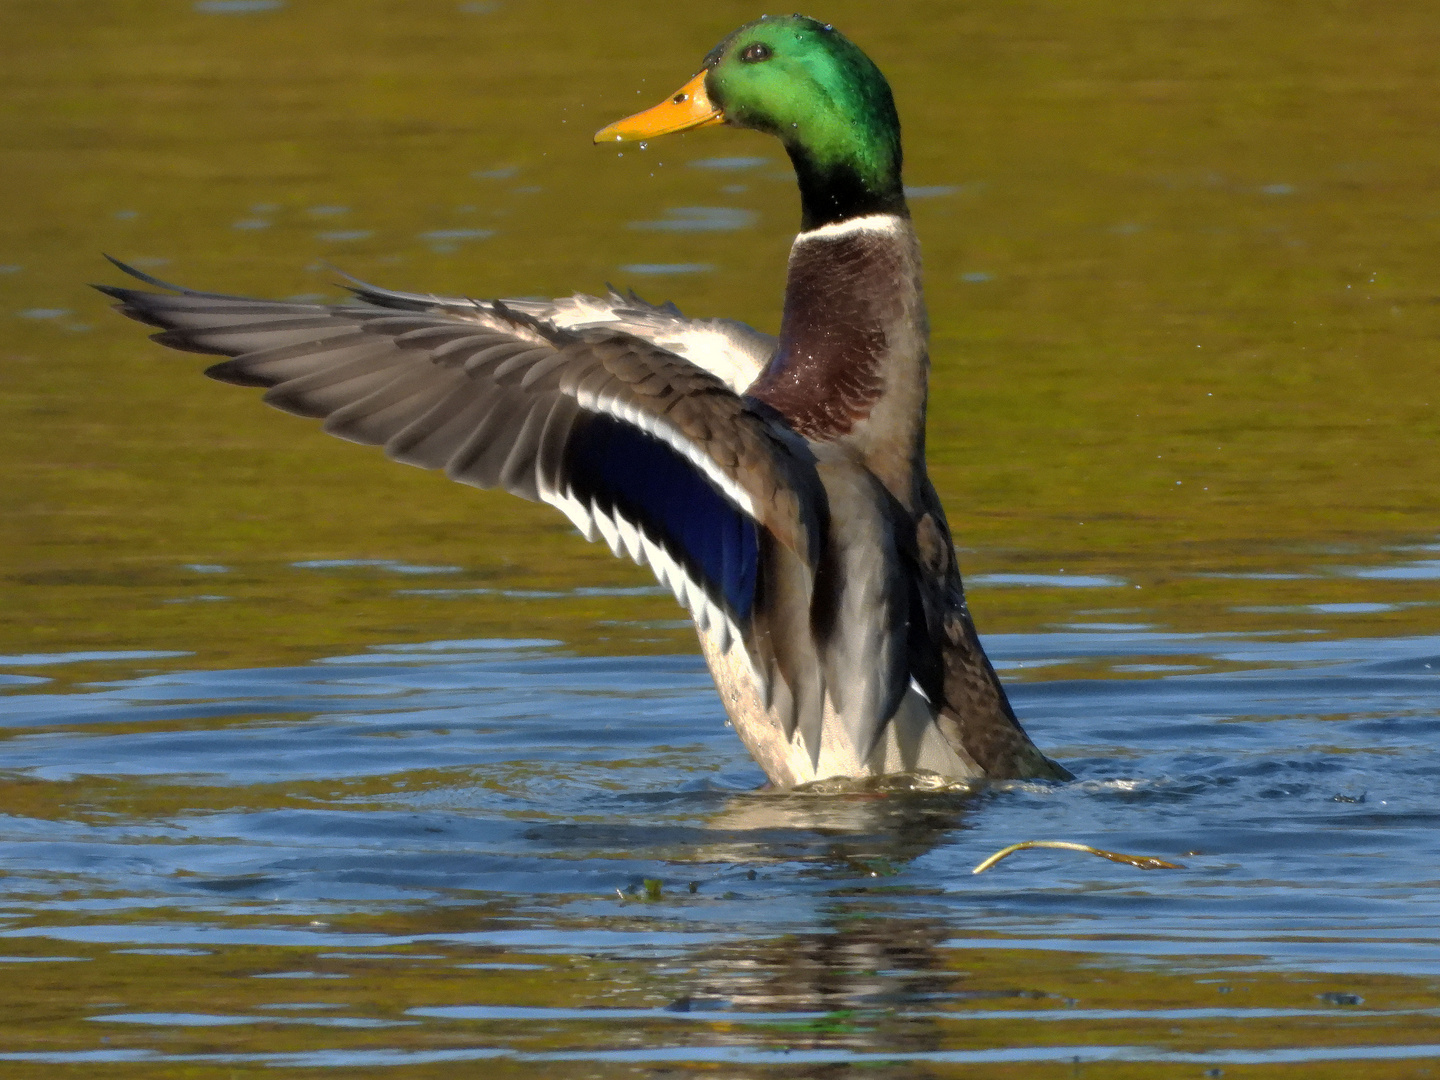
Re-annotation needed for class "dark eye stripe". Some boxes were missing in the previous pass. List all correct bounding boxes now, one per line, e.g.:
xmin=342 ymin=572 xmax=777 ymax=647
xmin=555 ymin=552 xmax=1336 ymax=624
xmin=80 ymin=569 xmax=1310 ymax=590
xmin=739 ymin=42 xmax=772 ymax=63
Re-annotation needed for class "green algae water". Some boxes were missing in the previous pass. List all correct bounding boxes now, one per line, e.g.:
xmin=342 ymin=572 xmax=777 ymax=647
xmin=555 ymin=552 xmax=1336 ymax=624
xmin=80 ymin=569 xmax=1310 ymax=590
xmin=2 ymin=1 xmax=1439 ymax=1075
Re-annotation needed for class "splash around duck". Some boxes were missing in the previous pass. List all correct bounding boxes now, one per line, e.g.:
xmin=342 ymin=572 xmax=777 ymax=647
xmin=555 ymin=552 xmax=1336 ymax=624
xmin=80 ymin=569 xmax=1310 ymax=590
xmin=98 ymin=16 xmax=1071 ymax=788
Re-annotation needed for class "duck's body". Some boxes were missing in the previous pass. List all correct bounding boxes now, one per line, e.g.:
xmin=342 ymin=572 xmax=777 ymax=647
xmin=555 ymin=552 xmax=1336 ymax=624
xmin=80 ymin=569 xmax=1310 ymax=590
xmin=99 ymin=16 xmax=1069 ymax=787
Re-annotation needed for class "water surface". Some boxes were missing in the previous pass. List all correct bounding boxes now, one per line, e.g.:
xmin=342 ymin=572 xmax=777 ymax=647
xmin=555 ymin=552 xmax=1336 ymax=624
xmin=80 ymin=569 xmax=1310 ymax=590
xmin=2 ymin=1 xmax=1438 ymax=1074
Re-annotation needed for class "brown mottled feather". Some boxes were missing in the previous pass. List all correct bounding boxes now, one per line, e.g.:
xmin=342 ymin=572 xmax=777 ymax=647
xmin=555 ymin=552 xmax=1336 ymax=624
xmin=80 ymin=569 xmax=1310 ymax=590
xmin=749 ymin=229 xmax=900 ymax=440
xmin=913 ymin=479 xmax=1073 ymax=780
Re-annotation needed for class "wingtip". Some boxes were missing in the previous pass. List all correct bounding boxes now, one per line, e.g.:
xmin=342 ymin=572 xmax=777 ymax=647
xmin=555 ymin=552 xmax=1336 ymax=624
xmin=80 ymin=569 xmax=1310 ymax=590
xmin=151 ymin=328 xmax=232 ymax=357
xmin=805 ymin=733 xmax=824 ymax=770
xmin=96 ymin=255 xmax=239 ymax=301
xmin=325 ymin=262 xmax=374 ymax=293
xmin=204 ymin=357 xmax=274 ymax=387
xmin=1040 ymin=756 xmax=1076 ymax=782
xmin=857 ymin=716 xmax=893 ymax=769
xmin=91 ymin=275 xmax=181 ymax=329
xmin=335 ymin=268 xmax=450 ymax=313
xmin=100 ymin=254 xmax=190 ymax=293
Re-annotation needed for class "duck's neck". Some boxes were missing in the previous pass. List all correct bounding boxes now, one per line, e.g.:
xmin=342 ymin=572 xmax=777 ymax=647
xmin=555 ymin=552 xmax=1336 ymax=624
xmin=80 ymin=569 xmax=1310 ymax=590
xmin=788 ymin=145 xmax=908 ymax=231
xmin=748 ymin=212 xmax=930 ymax=508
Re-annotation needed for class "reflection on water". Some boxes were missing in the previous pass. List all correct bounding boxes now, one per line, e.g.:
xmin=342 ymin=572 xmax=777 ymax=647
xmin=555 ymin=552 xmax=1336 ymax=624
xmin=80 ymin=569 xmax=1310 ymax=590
xmin=4 ymin=0 xmax=1440 ymax=1072
xmin=619 ymin=262 xmax=715 ymax=276
xmin=1 ymin=608 xmax=1439 ymax=1069
xmin=629 ymin=207 xmax=758 ymax=232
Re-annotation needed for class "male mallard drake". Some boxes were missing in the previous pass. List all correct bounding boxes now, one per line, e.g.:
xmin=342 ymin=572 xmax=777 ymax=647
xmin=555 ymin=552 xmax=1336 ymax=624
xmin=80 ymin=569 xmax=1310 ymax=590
xmin=98 ymin=15 xmax=1070 ymax=787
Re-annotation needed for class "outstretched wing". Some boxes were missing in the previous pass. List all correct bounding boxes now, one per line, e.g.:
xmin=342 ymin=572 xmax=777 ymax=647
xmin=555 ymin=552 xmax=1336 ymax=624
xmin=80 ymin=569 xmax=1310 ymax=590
xmin=96 ymin=261 xmax=821 ymax=668
xmin=334 ymin=275 xmax=777 ymax=395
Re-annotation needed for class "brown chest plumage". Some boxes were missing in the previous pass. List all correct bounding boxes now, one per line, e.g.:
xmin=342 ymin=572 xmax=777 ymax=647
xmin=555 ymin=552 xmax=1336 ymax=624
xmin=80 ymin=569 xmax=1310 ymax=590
xmin=749 ymin=225 xmax=909 ymax=442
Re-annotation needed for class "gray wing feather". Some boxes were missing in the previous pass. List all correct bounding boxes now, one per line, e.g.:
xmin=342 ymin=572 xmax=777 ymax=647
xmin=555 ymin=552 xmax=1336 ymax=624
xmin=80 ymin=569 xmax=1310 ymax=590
xmin=263 ymin=351 xmax=413 ymax=419
xmin=97 ymin=263 xmax=833 ymax=761
xmin=322 ymin=364 xmax=462 ymax=446
xmin=203 ymin=333 xmax=381 ymax=387
xmin=814 ymin=477 xmax=912 ymax=764
xmin=388 ymin=393 xmax=495 ymax=470
xmin=99 ymin=267 xmax=822 ymax=558
xmin=338 ymin=276 xmax=777 ymax=393
xmin=155 ymin=315 xmax=359 ymax=356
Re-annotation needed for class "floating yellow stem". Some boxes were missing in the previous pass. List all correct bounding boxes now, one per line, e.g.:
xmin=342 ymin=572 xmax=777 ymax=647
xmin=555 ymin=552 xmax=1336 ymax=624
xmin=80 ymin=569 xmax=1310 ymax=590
xmin=972 ymin=840 xmax=1186 ymax=874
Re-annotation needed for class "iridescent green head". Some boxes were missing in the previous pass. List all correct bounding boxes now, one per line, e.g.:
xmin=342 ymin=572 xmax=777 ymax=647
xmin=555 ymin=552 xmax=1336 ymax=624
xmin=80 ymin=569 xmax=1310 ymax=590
xmin=597 ymin=16 xmax=907 ymax=230
xmin=705 ymin=16 xmax=906 ymax=229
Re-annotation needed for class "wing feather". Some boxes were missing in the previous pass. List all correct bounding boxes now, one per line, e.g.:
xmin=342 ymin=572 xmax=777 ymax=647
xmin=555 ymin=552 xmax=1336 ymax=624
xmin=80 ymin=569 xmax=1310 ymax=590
xmin=98 ymin=262 xmax=827 ymax=750
xmin=260 ymin=351 xmax=412 ymax=419
xmin=211 ymin=335 xmax=390 ymax=388
xmin=387 ymin=390 xmax=499 ymax=469
xmin=336 ymin=275 xmax=777 ymax=392
xmin=440 ymin=393 xmax=527 ymax=487
xmin=322 ymin=364 xmax=459 ymax=445
xmin=156 ymin=316 xmax=361 ymax=357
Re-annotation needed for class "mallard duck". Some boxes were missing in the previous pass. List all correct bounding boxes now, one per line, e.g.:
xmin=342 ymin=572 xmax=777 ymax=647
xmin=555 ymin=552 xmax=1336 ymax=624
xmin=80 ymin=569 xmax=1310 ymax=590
xmin=98 ymin=15 xmax=1070 ymax=787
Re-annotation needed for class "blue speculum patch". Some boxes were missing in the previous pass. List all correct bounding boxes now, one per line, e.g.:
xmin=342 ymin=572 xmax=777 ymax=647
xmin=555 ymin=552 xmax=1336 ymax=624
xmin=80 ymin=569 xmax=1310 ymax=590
xmin=565 ymin=413 xmax=758 ymax=623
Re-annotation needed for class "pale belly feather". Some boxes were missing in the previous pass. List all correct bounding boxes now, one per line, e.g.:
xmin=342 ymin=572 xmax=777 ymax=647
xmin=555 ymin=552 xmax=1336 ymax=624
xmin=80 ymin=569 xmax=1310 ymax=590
xmin=695 ymin=627 xmax=983 ymax=788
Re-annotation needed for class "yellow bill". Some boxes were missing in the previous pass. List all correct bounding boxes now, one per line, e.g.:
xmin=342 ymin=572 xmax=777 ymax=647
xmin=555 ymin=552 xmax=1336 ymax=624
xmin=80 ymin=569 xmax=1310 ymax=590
xmin=594 ymin=70 xmax=724 ymax=144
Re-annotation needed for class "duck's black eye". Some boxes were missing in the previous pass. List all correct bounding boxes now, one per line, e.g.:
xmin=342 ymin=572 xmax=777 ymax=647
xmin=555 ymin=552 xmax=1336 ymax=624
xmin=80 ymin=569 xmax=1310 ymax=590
xmin=739 ymin=42 xmax=773 ymax=63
